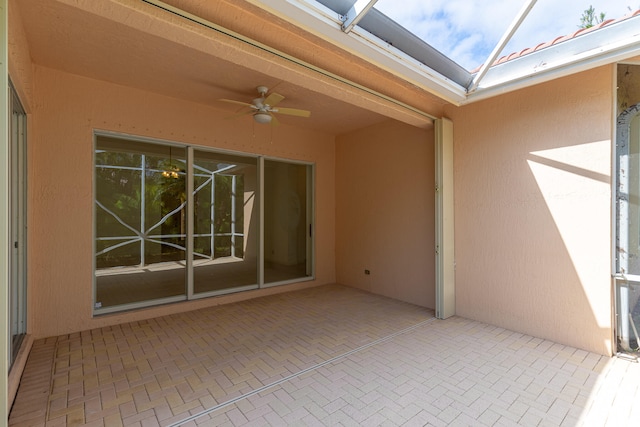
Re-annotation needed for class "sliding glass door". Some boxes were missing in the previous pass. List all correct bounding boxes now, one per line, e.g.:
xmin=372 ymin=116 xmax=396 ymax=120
xmin=95 ymin=138 xmax=187 ymax=309
xmin=94 ymin=134 xmax=313 ymax=313
xmin=192 ymin=150 xmax=258 ymax=295
xmin=9 ymin=82 xmax=27 ymax=368
xmin=264 ymin=160 xmax=312 ymax=284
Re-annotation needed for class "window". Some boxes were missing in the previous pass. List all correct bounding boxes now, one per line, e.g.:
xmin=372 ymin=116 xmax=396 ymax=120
xmin=94 ymin=134 xmax=314 ymax=313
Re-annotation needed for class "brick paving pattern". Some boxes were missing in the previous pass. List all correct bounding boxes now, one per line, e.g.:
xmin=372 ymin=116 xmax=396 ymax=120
xmin=8 ymin=284 xmax=640 ymax=426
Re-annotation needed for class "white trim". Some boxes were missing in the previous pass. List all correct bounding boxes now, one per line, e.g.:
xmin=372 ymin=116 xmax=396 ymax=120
xmin=1 ymin=0 xmax=9 ymax=415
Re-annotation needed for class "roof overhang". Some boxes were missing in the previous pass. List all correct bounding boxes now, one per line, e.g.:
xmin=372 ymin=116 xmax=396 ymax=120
xmin=250 ymin=0 xmax=640 ymax=106
xmin=249 ymin=0 xmax=470 ymax=105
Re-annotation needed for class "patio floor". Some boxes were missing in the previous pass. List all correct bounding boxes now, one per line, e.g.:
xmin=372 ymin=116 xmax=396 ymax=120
xmin=8 ymin=284 xmax=640 ymax=426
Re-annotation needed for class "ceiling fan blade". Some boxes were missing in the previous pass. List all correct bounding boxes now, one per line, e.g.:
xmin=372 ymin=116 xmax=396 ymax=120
xmin=270 ymin=114 xmax=280 ymax=126
xmin=218 ymin=98 xmax=254 ymax=108
xmin=275 ymin=107 xmax=311 ymax=118
xmin=263 ymin=92 xmax=285 ymax=107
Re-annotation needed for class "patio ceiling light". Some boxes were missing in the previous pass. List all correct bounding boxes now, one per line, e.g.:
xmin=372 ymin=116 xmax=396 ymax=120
xmin=253 ymin=112 xmax=272 ymax=124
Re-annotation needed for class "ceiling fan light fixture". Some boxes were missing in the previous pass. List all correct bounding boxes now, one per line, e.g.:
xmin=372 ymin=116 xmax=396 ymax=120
xmin=253 ymin=112 xmax=272 ymax=124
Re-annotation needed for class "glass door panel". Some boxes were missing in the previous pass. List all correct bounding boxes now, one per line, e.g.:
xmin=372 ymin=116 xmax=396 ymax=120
xmin=9 ymin=82 xmax=27 ymax=368
xmin=615 ymin=64 xmax=640 ymax=354
xmin=264 ymin=160 xmax=312 ymax=284
xmin=95 ymin=139 xmax=187 ymax=309
xmin=192 ymin=150 xmax=258 ymax=295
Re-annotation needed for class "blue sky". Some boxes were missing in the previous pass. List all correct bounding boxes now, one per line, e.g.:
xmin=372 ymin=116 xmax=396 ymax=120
xmin=374 ymin=0 xmax=637 ymax=70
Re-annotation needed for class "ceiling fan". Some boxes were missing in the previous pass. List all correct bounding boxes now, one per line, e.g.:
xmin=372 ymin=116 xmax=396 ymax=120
xmin=219 ymin=86 xmax=311 ymax=124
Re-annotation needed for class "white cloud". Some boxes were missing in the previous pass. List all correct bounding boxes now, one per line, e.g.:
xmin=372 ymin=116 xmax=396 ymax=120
xmin=374 ymin=0 xmax=637 ymax=70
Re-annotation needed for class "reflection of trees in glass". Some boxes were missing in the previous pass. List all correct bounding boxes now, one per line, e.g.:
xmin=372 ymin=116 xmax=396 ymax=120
xmin=193 ymin=171 xmax=244 ymax=259
xmin=95 ymin=151 xmax=142 ymax=268
xmin=97 ymin=149 xmax=246 ymax=269
xmin=213 ymin=174 xmax=244 ymax=258
xmin=95 ymin=150 xmax=186 ymax=268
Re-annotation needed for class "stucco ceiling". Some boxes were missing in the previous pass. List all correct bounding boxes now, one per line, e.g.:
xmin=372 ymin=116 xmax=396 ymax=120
xmin=15 ymin=0 xmax=437 ymax=135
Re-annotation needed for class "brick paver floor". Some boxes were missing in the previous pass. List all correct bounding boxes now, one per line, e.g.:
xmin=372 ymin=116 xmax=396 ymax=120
xmin=8 ymin=284 xmax=640 ymax=426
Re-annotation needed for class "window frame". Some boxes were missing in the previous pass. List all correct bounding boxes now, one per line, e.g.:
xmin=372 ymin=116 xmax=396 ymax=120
xmin=92 ymin=131 xmax=315 ymax=315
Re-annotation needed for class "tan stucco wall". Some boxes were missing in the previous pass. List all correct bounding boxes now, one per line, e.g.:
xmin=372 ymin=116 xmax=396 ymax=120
xmin=335 ymin=120 xmax=436 ymax=309
xmin=27 ymin=65 xmax=336 ymax=338
xmin=446 ymin=66 xmax=614 ymax=355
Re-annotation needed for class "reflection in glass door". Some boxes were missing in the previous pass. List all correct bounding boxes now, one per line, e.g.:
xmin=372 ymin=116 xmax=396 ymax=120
xmin=9 ymin=82 xmax=27 ymax=368
xmin=192 ymin=150 xmax=258 ymax=295
xmin=95 ymin=138 xmax=187 ymax=310
xmin=264 ymin=160 xmax=312 ymax=284
xmin=94 ymin=134 xmax=315 ymax=313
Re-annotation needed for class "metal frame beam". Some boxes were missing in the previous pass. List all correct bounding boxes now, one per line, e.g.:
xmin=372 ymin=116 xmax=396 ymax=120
xmin=341 ymin=0 xmax=378 ymax=33
xmin=468 ymin=0 xmax=537 ymax=93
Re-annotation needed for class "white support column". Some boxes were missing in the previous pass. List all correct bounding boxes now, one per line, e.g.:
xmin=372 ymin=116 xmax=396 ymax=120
xmin=1 ymin=0 xmax=10 ymax=416
xmin=435 ymin=118 xmax=455 ymax=319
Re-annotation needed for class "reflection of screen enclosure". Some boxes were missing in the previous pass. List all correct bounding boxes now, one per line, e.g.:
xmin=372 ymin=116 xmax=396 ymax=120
xmin=192 ymin=150 xmax=258 ymax=295
xmin=95 ymin=139 xmax=188 ymax=307
xmin=94 ymin=136 xmax=312 ymax=312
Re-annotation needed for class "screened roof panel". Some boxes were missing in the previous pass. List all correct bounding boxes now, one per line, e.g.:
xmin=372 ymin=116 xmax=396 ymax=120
xmin=357 ymin=9 xmax=472 ymax=87
xmin=254 ymin=0 xmax=639 ymax=102
xmin=375 ymin=0 xmax=636 ymax=71
xmin=315 ymin=0 xmax=638 ymax=75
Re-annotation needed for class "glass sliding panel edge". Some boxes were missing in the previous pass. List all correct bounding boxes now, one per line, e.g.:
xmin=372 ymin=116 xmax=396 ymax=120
xmin=190 ymin=284 xmax=260 ymax=299
xmin=260 ymin=276 xmax=315 ymax=289
xmin=93 ymin=295 xmax=188 ymax=316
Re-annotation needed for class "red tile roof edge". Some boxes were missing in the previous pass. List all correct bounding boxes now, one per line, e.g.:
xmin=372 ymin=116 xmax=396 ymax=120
xmin=470 ymin=9 xmax=640 ymax=73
